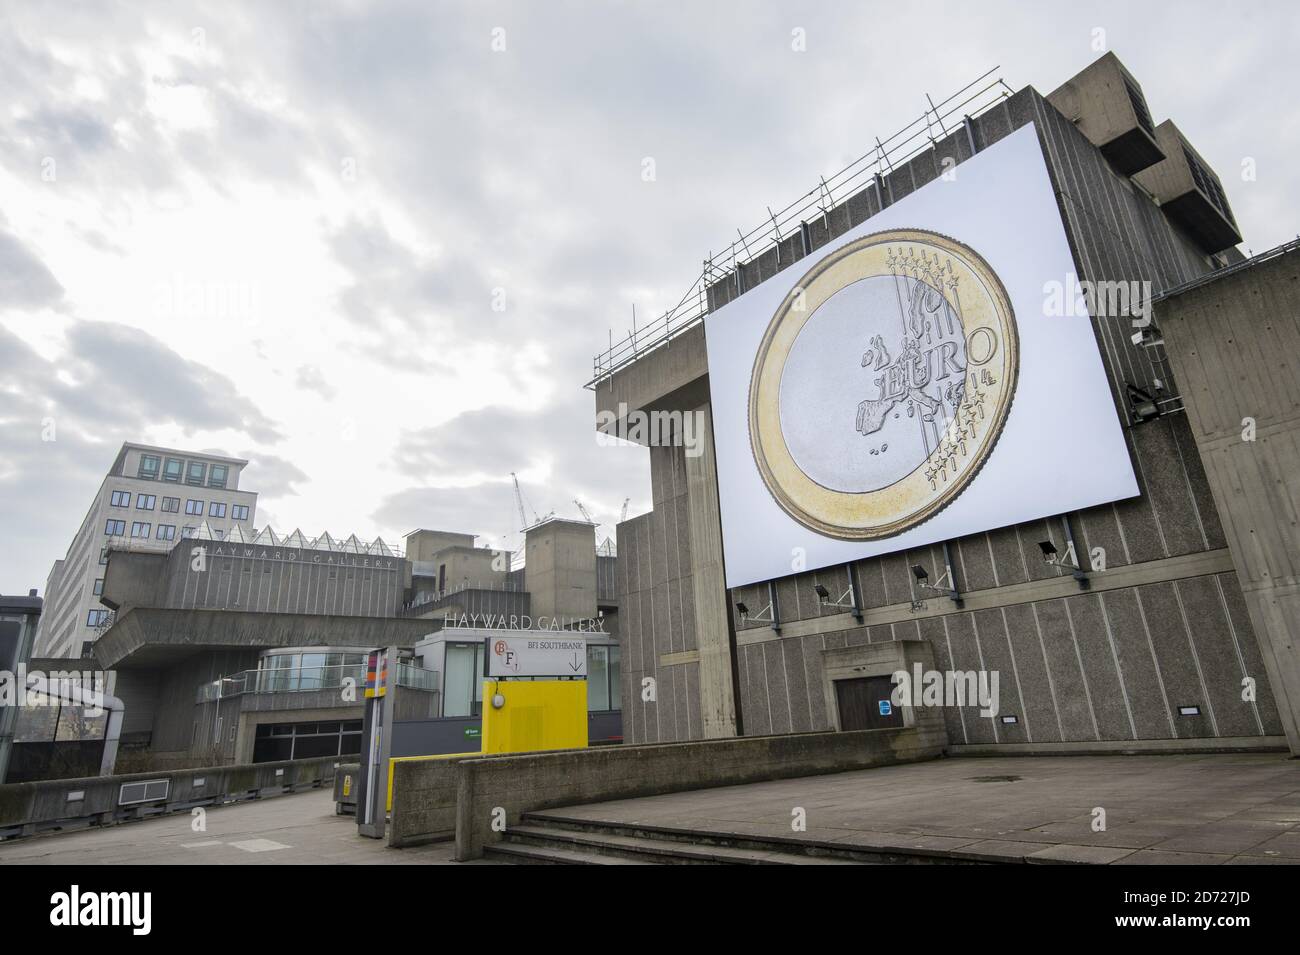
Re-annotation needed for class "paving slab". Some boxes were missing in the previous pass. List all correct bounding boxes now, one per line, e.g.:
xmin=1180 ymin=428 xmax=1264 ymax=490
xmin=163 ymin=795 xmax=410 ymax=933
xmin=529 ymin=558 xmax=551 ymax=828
xmin=0 ymin=789 xmax=462 ymax=865
xmin=530 ymin=753 xmax=1300 ymax=865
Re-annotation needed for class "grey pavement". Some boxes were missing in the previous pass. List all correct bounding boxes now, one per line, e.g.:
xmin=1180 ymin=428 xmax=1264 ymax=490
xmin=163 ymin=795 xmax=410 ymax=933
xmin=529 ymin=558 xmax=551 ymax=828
xmin=531 ymin=753 xmax=1300 ymax=864
xmin=5 ymin=754 xmax=1299 ymax=865
xmin=0 ymin=789 xmax=475 ymax=865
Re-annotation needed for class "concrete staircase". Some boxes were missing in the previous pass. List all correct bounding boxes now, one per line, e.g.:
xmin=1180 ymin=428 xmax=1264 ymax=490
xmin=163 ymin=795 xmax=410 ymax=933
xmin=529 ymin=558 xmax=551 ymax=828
xmin=485 ymin=813 xmax=905 ymax=865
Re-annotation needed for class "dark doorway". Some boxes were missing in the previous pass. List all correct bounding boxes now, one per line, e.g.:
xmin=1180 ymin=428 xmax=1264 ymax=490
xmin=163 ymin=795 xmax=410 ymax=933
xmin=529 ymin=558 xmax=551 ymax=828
xmin=835 ymin=676 xmax=904 ymax=730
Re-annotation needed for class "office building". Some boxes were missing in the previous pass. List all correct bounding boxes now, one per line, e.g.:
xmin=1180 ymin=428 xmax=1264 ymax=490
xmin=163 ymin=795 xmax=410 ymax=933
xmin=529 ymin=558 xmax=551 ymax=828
xmin=34 ymin=443 xmax=258 ymax=660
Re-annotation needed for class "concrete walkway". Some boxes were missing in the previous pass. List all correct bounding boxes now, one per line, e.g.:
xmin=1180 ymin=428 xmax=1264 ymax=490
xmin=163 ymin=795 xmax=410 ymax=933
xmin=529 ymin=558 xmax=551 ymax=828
xmin=0 ymin=789 xmax=472 ymax=865
xmin=530 ymin=753 xmax=1300 ymax=864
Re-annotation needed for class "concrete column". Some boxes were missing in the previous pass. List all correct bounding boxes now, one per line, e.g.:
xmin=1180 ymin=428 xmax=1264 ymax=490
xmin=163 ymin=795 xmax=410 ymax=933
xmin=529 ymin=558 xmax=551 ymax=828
xmin=1157 ymin=250 xmax=1300 ymax=755
xmin=684 ymin=402 xmax=739 ymax=737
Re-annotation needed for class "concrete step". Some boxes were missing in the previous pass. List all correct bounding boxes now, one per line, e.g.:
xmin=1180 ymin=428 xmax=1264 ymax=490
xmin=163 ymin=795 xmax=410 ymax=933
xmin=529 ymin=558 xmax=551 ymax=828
xmin=500 ymin=822 xmax=870 ymax=865
xmin=520 ymin=812 xmax=976 ymax=864
xmin=485 ymin=841 xmax=653 ymax=865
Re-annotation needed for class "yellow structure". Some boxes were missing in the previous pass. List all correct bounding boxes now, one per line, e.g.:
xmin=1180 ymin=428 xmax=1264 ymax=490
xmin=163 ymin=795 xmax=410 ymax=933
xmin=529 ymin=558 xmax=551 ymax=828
xmin=385 ymin=679 xmax=588 ymax=810
xmin=481 ymin=679 xmax=588 ymax=754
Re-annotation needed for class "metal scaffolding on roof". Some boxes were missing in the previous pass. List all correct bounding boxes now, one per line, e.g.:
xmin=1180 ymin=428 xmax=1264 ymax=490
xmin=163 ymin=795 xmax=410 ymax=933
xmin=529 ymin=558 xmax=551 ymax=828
xmin=585 ymin=68 xmax=1014 ymax=389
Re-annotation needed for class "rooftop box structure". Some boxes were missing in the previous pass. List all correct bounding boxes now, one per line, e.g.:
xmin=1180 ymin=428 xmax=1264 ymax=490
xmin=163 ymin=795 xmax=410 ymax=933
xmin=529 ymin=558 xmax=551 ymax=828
xmin=1047 ymin=52 xmax=1164 ymax=176
xmin=1134 ymin=119 xmax=1242 ymax=254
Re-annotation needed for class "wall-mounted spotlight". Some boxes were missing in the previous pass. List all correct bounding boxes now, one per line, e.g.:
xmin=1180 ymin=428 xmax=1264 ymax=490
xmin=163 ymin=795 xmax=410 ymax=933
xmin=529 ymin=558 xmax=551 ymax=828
xmin=735 ymin=589 xmax=779 ymax=631
xmin=911 ymin=546 xmax=962 ymax=606
xmin=1131 ymin=326 xmax=1164 ymax=349
xmin=813 ymin=575 xmax=863 ymax=621
xmin=1126 ymin=383 xmax=1161 ymax=424
xmin=1039 ymin=516 xmax=1090 ymax=589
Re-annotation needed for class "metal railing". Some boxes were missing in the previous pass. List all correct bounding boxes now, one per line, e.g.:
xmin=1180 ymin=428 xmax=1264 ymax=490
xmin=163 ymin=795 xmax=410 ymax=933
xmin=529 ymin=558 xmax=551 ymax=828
xmin=197 ymin=664 xmax=367 ymax=702
xmin=397 ymin=662 xmax=439 ymax=692
xmin=585 ymin=68 xmax=1013 ymax=389
xmin=197 ymin=662 xmax=440 ymax=702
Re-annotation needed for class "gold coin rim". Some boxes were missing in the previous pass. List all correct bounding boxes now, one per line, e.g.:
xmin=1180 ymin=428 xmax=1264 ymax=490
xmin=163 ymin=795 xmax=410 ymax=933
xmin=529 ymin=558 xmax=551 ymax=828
xmin=746 ymin=228 xmax=1020 ymax=541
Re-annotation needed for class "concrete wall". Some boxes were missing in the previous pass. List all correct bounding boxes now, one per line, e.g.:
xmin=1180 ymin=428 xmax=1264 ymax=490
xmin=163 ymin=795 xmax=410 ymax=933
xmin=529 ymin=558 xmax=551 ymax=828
xmin=388 ymin=756 xmax=470 ymax=846
xmin=0 ymin=754 xmax=340 ymax=838
xmin=151 ymin=649 xmax=262 ymax=753
xmin=605 ymin=81 xmax=1281 ymax=753
xmin=451 ymin=725 xmax=946 ymax=859
xmin=1156 ymin=246 xmax=1300 ymax=753
xmin=524 ymin=519 xmax=598 ymax=621
xmin=404 ymin=530 xmax=476 ymax=563
xmin=156 ymin=541 xmax=406 ymax=617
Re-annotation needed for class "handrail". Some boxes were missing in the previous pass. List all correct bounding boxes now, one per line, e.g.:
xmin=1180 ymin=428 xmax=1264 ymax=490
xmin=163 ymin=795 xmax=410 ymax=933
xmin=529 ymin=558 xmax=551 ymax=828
xmin=586 ymin=69 xmax=1013 ymax=389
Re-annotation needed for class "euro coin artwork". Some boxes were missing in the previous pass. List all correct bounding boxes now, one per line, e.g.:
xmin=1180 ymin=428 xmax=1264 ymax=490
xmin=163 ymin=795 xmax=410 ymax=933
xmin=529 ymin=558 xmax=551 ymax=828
xmin=748 ymin=228 xmax=1019 ymax=540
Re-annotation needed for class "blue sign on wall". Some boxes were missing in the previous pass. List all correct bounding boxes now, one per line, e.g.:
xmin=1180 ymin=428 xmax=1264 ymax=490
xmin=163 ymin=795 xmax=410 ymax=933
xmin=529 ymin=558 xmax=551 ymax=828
xmin=878 ymin=700 xmax=892 ymax=716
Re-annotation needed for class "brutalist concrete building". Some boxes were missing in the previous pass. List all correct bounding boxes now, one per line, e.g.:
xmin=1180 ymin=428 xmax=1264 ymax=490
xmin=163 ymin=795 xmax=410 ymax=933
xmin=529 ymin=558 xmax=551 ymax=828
xmin=28 ymin=518 xmax=626 ymax=773
xmin=592 ymin=53 xmax=1297 ymax=754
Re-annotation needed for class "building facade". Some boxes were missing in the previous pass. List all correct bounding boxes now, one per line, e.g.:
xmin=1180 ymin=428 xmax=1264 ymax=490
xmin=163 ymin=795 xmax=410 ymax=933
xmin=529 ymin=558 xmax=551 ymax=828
xmin=596 ymin=54 xmax=1293 ymax=753
xmin=35 ymin=443 xmax=258 ymax=660
xmin=1154 ymin=241 xmax=1300 ymax=753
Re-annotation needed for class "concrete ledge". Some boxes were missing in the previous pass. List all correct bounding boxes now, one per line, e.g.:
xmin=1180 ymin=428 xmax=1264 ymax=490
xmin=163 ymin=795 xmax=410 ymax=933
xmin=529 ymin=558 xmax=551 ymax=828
xmin=949 ymin=736 xmax=1290 ymax=757
xmin=388 ymin=756 xmax=473 ymax=847
xmin=0 ymin=756 xmax=342 ymax=839
xmin=451 ymin=726 xmax=945 ymax=860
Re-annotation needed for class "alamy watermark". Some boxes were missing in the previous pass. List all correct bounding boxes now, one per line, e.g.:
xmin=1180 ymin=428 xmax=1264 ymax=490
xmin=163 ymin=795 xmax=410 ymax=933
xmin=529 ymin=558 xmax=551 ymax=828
xmin=595 ymin=403 xmax=705 ymax=458
xmin=1043 ymin=275 xmax=1152 ymax=327
xmin=0 ymin=665 xmax=110 ymax=716
xmin=891 ymin=664 xmax=1000 ymax=718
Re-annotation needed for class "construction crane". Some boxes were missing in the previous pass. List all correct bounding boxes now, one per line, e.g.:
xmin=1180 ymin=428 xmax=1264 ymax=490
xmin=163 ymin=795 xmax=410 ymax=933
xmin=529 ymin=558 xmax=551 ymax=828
xmin=573 ymin=498 xmax=596 ymax=525
xmin=511 ymin=472 xmax=540 ymax=530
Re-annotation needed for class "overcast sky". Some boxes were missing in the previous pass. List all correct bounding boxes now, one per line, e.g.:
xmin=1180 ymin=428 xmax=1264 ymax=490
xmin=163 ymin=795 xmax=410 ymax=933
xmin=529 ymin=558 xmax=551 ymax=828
xmin=2 ymin=1 xmax=1296 ymax=594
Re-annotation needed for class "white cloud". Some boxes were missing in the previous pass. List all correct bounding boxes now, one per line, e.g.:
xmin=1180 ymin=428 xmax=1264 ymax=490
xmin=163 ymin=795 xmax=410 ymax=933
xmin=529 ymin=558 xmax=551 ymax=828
xmin=1 ymin=0 xmax=1295 ymax=592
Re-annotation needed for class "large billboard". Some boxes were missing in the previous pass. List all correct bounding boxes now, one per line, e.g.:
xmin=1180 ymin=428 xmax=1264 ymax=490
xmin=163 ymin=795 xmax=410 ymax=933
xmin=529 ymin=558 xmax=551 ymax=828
xmin=706 ymin=124 xmax=1138 ymax=589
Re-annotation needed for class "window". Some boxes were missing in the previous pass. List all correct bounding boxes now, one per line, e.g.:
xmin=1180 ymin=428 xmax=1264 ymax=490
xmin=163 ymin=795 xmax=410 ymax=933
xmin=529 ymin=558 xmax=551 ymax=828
xmin=99 ymin=547 xmax=109 ymax=565
xmin=130 ymin=521 xmax=151 ymax=538
xmin=186 ymin=461 xmax=206 ymax=485
xmin=156 ymin=524 xmax=176 ymax=541
xmin=213 ymin=529 xmax=224 ymax=540
xmin=232 ymin=504 xmax=250 ymax=521
xmin=86 ymin=609 xmax=110 ymax=627
xmin=162 ymin=496 xmax=180 ymax=513
xmin=93 ymin=578 xmax=104 ymax=596
xmin=138 ymin=454 xmax=160 ymax=479
xmin=208 ymin=465 xmax=228 ymax=489
xmin=209 ymin=502 xmax=227 ymax=518
xmin=163 ymin=457 xmax=183 ymax=482
xmin=104 ymin=519 xmax=126 ymax=536
xmin=185 ymin=499 xmax=204 ymax=516
xmin=109 ymin=490 xmax=130 ymax=507
xmin=136 ymin=494 xmax=156 ymax=510
xmin=442 ymin=642 xmax=486 ymax=717
xmin=586 ymin=644 xmax=621 ymax=712
xmin=182 ymin=526 xmax=197 ymax=538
